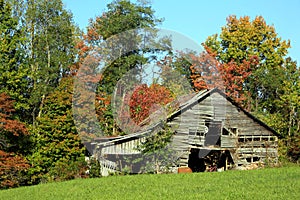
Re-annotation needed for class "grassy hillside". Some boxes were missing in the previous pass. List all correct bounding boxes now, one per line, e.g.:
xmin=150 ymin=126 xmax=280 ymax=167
xmin=1 ymin=166 xmax=299 ymax=200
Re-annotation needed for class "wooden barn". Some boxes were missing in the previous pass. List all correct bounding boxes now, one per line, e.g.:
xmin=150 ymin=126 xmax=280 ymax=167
xmin=86 ymin=88 xmax=279 ymax=175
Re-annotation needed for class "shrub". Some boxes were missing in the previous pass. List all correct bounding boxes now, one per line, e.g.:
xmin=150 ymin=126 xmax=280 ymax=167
xmin=0 ymin=151 xmax=30 ymax=189
xmin=87 ymin=157 xmax=102 ymax=178
xmin=287 ymin=135 xmax=300 ymax=163
xmin=48 ymin=158 xmax=88 ymax=182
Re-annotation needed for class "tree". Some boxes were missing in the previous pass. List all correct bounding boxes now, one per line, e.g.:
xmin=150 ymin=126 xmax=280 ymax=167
xmin=136 ymin=123 xmax=176 ymax=174
xmin=189 ymin=48 xmax=259 ymax=107
xmin=0 ymin=93 xmax=29 ymax=154
xmin=277 ymin=59 xmax=300 ymax=137
xmin=205 ymin=15 xmax=290 ymax=65
xmin=157 ymin=55 xmax=195 ymax=97
xmin=188 ymin=49 xmax=223 ymax=91
xmin=0 ymin=150 xmax=30 ymax=189
xmin=24 ymin=0 xmax=78 ymax=123
xmin=0 ymin=0 xmax=30 ymax=120
xmin=1 ymin=0 xmax=78 ymax=124
xmin=205 ymin=15 xmax=291 ymax=112
xmin=204 ymin=15 xmax=299 ymax=138
xmin=89 ymin=0 xmax=161 ymax=40
xmin=260 ymin=58 xmax=300 ymax=138
xmin=0 ymin=93 xmax=30 ymax=189
xmin=29 ymin=77 xmax=87 ymax=183
xmin=79 ymin=0 xmax=167 ymax=136
xmin=129 ymin=84 xmax=174 ymax=124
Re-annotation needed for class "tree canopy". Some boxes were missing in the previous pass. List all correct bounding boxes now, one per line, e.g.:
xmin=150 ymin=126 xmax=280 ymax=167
xmin=204 ymin=15 xmax=299 ymax=138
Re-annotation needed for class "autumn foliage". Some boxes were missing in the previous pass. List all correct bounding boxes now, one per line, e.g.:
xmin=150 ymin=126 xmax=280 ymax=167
xmin=0 ymin=93 xmax=28 ymax=139
xmin=189 ymin=48 xmax=223 ymax=91
xmin=0 ymin=151 xmax=29 ymax=189
xmin=0 ymin=93 xmax=29 ymax=188
xmin=0 ymin=0 xmax=299 ymax=190
xmin=189 ymin=47 xmax=259 ymax=108
xmin=129 ymin=84 xmax=174 ymax=124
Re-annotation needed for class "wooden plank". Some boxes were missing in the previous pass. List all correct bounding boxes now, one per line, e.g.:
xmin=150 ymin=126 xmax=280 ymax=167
xmin=221 ymin=135 xmax=237 ymax=148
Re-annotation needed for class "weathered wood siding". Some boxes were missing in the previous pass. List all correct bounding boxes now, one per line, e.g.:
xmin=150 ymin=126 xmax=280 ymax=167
xmin=210 ymin=92 xmax=278 ymax=165
xmin=92 ymin=89 xmax=279 ymax=173
xmin=98 ymin=137 xmax=145 ymax=155
xmin=170 ymin=91 xmax=278 ymax=167
xmin=168 ymin=95 xmax=215 ymax=166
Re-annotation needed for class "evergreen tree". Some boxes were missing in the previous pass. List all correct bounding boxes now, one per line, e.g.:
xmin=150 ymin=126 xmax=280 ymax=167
xmin=29 ymin=77 xmax=86 ymax=183
xmin=0 ymin=0 xmax=30 ymax=120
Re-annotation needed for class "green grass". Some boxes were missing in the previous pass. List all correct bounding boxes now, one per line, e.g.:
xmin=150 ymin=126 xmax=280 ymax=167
xmin=1 ymin=166 xmax=300 ymax=200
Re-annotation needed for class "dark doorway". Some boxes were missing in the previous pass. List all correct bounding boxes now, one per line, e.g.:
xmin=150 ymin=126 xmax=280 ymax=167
xmin=188 ymin=149 xmax=234 ymax=172
xmin=188 ymin=149 xmax=206 ymax=172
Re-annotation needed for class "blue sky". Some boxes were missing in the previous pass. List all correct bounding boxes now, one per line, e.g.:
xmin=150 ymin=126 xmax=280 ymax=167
xmin=63 ymin=0 xmax=300 ymax=63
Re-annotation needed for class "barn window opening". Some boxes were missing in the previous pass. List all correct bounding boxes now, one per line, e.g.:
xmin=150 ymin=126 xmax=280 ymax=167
xmin=253 ymin=157 xmax=260 ymax=162
xmin=246 ymin=156 xmax=260 ymax=163
xmin=222 ymin=127 xmax=238 ymax=136
xmin=222 ymin=128 xmax=229 ymax=135
xmin=238 ymin=137 xmax=245 ymax=143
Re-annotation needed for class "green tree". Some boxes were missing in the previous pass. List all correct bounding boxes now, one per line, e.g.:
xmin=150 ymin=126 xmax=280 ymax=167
xmin=158 ymin=55 xmax=195 ymax=97
xmin=79 ymin=0 xmax=167 ymax=136
xmin=29 ymin=77 xmax=87 ymax=184
xmin=0 ymin=0 xmax=30 ymax=119
xmin=24 ymin=0 xmax=77 ymax=124
xmin=137 ymin=124 xmax=177 ymax=174
xmin=263 ymin=58 xmax=300 ymax=137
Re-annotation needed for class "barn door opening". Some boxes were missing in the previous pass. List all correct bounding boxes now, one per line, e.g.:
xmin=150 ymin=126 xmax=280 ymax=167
xmin=188 ymin=149 xmax=234 ymax=172
xmin=188 ymin=148 xmax=206 ymax=172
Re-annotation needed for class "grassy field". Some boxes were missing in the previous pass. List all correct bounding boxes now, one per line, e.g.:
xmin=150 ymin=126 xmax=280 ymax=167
xmin=1 ymin=166 xmax=299 ymax=200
